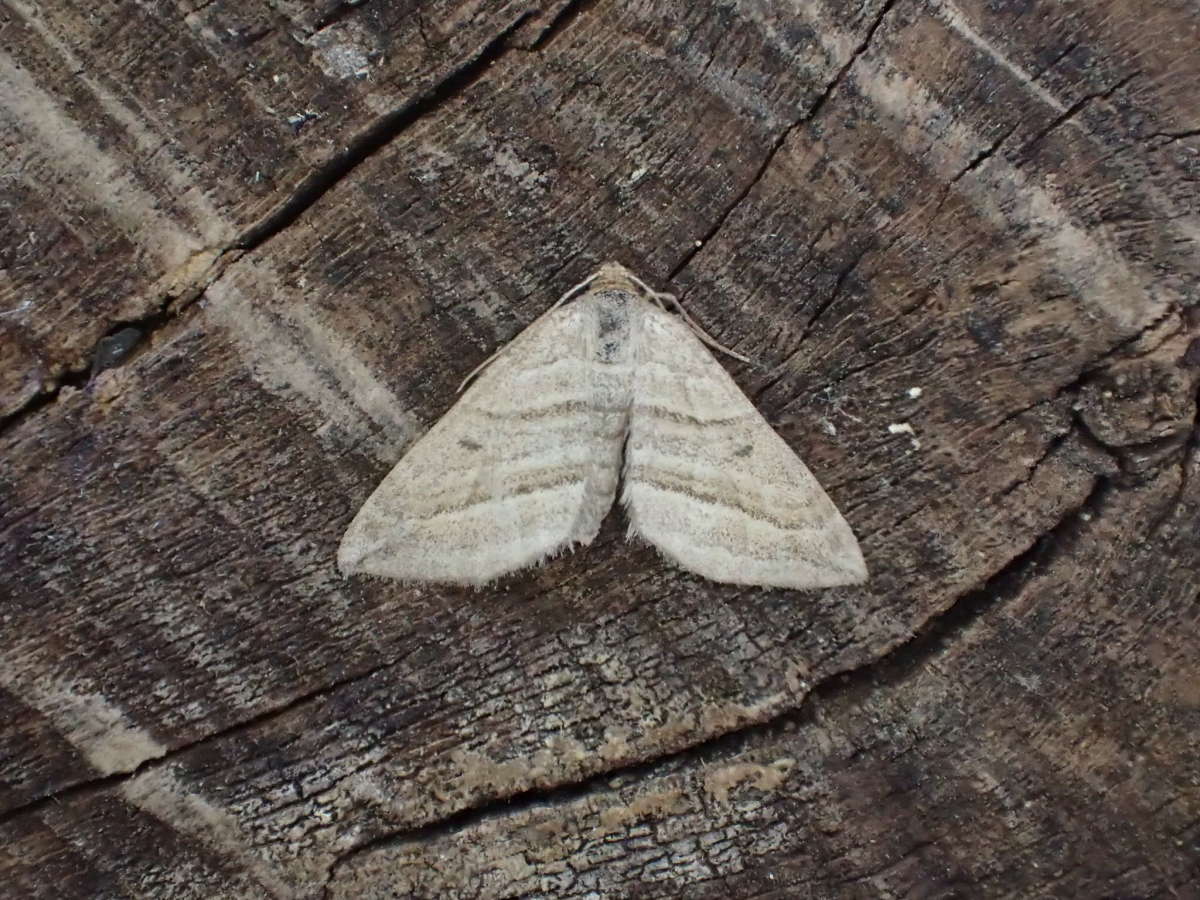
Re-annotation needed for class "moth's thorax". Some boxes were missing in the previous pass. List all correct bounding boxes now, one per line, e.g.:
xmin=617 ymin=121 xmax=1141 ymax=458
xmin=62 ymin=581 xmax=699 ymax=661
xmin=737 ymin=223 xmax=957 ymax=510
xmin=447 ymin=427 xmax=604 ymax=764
xmin=589 ymin=289 xmax=638 ymax=365
xmin=590 ymin=262 xmax=640 ymax=293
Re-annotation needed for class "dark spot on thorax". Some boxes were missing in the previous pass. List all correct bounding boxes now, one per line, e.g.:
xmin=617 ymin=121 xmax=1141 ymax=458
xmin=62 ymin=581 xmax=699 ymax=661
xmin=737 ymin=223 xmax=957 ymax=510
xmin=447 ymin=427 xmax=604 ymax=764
xmin=458 ymin=438 xmax=482 ymax=451
xmin=594 ymin=292 xmax=632 ymax=364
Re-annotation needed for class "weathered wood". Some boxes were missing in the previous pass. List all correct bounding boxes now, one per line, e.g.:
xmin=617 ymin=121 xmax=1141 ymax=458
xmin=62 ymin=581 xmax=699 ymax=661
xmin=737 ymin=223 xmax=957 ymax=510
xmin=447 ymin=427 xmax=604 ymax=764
xmin=0 ymin=0 xmax=548 ymax=416
xmin=1 ymin=0 xmax=1197 ymax=897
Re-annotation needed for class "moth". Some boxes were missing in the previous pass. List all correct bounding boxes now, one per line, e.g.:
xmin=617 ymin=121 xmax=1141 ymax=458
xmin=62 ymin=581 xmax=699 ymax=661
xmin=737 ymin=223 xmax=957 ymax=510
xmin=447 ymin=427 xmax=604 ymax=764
xmin=338 ymin=262 xmax=867 ymax=589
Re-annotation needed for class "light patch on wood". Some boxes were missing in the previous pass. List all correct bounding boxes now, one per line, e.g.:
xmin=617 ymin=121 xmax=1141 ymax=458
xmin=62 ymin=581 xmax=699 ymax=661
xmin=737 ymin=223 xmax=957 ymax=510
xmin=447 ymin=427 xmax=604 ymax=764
xmin=0 ymin=671 xmax=165 ymax=775
xmin=703 ymin=758 xmax=796 ymax=807
xmin=445 ymin=734 xmax=591 ymax=801
xmin=596 ymin=725 xmax=633 ymax=762
xmin=637 ymin=666 xmax=810 ymax=752
xmin=798 ymin=4 xmax=1170 ymax=332
xmin=594 ymin=787 xmax=687 ymax=836
xmin=517 ymin=819 xmax=575 ymax=864
xmin=154 ymin=248 xmax=225 ymax=305
xmin=925 ymin=0 xmax=1067 ymax=113
xmin=400 ymin=672 xmax=811 ymax=821
xmin=304 ymin=24 xmax=375 ymax=81
xmin=123 ymin=768 xmax=304 ymax=897
xmin=0 ymin=33 xmax=215 ymax=272
xmin=492 ymin=852 xmax=534 ymax=882
xmin=205 ymin=267 xmax=418 ymax=464
xmin=486 ymin=135 xmax=551 ymax=191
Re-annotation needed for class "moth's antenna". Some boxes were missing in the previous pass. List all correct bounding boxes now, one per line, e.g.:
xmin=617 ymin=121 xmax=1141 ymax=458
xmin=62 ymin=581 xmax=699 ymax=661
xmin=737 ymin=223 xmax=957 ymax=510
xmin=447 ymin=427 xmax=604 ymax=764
xmin=625 ymin=271 xmax=754 ymax=366
xmin=458 ymin=270 xmax=601 ymax=392
xmin=667 ymin=296 xmax=754 ymax=365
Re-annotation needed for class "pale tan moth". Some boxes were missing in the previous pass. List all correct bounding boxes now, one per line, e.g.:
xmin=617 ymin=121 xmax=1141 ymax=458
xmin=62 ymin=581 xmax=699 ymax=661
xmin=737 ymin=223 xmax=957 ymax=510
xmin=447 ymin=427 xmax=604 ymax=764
xmin=338 ymin=263 xmax=867 ymax=589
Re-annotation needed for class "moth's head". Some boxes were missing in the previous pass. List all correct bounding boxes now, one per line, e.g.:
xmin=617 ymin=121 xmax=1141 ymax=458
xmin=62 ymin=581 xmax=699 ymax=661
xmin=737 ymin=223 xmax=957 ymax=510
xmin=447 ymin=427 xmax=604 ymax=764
xmin=591 ymin=261 xmax=640 ymax=294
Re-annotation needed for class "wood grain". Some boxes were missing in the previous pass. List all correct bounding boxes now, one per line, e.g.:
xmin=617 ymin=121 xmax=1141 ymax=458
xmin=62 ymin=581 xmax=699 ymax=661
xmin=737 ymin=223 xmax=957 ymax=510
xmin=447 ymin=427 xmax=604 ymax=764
xmin=1 ymin=0 xmax=1197 ymax=896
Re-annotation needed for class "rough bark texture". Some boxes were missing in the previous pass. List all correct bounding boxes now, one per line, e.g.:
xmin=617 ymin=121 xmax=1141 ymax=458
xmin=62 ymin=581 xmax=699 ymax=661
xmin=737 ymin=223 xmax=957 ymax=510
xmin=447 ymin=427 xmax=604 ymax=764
xmin=2 ymin=0 xmax=1198 ymax=897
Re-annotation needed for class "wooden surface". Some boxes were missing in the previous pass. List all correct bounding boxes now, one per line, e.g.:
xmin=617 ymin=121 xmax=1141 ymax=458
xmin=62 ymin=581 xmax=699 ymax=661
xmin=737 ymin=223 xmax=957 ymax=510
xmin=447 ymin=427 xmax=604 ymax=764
xmin=2 ymin=0 xmax=1198 ymax=896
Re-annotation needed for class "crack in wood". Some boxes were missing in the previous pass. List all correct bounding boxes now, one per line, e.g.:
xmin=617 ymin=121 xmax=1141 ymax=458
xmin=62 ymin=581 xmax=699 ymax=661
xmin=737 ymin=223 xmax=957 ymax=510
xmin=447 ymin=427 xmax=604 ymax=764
xmin=1029 ymin=40 xmax=1080 ymax=84
xmin=514 ymin=0 xmax=603 ymax=52
xmin=1150 ymin=383 xmax=1200 ymax=535
xmin=751 ymin=244 xmax=875 ymax=402
xmin=308 ymin=0 xmax=371 ymax=37
xmin=992 ymin=420 xmax=1077 ymax=503
xmin=0 ymin=251 xmax=232 ymax=437
xmin=0 ymin=657 xmax=398 ymax=829
xmin=234 ymin=11 xmax=536 ymax=253
xmin=971 ymin=305 xmax=1185 ymax=445
xmin=317 ymin=472 xmax=1121 ymax=896
xmin=667 ymin=0 xmax=900 ymax=282
xmin=951 ymin=120 xmax=1021 ymax=183
xmin=0 ymin=9 xmax=549 ymax=440
xmin=1148 ymin=128 xmax=1200 ymax=143
xmin=1018 ymin=69 xmax=1142 ymax=162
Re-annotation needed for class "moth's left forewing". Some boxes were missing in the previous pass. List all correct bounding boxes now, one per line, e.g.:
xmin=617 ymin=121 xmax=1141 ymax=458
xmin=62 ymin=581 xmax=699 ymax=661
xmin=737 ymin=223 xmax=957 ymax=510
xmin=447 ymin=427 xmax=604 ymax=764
xmin=338 ymin=298 xmax=626 ymax=586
